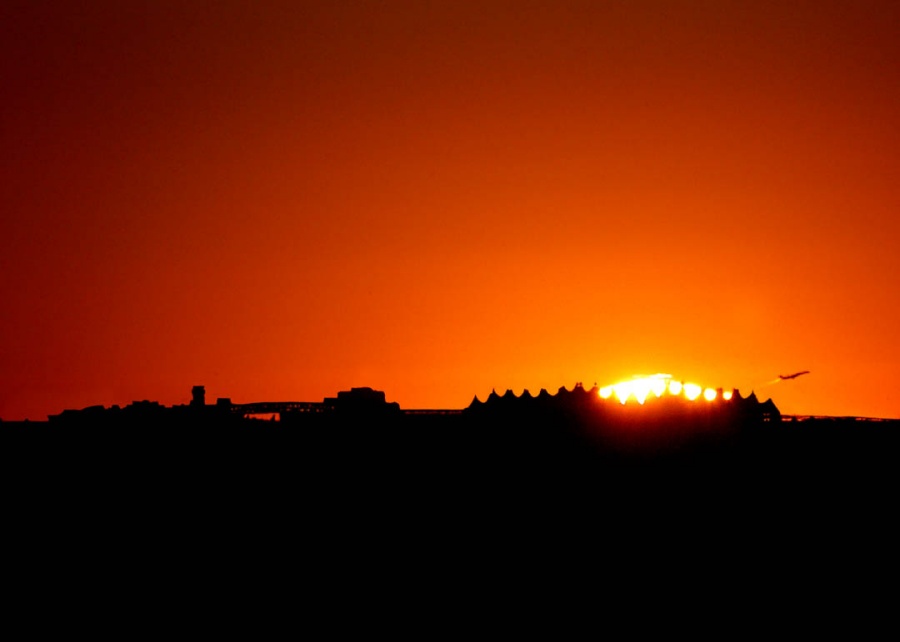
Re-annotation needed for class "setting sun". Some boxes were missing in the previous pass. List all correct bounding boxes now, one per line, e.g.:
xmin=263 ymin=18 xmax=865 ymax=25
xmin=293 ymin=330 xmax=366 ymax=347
xmin=683 ymin=384 xmax=703 ymax=401
xmin=599 ymin=374 xmax=731 ymax=405
xmin=607 ymin=374 xmax=671 ymax=405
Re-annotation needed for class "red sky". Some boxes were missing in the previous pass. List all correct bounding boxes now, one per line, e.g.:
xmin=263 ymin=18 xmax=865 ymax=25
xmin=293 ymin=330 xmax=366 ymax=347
xmin=2 ymin=1 xmax=899 ymax=420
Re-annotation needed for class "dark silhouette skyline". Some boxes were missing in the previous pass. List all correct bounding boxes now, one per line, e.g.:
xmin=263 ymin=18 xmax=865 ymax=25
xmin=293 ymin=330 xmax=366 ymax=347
xmin=5 ymin=382 xmax=898 ymax=481
xmin=5 ymin=379 xmax=898 ymax=591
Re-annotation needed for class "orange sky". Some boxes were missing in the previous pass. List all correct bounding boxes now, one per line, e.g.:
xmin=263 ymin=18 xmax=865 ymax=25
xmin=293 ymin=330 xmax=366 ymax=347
xmin=2 ymin=1 xmax=899 ymax=420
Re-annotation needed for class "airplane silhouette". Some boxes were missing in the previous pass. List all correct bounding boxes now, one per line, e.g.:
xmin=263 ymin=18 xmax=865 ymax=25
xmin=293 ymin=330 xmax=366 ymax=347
xmin=778 ymin=371 xmax=810 ymax=380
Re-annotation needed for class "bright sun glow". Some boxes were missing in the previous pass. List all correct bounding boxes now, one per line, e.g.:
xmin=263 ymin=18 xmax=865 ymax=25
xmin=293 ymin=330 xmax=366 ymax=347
xmin=683 ymin=383 xmax=702 ymax=401
xmin=607 ymin=374 xmax=672 ymax=405
xmin=598 ymin=374 xmax=734 ymax=405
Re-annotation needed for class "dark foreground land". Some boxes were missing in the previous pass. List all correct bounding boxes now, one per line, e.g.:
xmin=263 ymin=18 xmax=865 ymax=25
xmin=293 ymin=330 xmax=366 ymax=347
xmin=4 ymin=387 xmax=898 ymax=490
xmin=4 ymin=388 xmax=899 ymax=617
xmin=5 ymin=385 xmax=899 ymax=543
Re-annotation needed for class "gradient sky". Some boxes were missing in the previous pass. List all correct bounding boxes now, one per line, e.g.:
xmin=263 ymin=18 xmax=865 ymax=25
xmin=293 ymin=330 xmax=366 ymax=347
xmin=2 ymin=1 xmax=898 ymax=420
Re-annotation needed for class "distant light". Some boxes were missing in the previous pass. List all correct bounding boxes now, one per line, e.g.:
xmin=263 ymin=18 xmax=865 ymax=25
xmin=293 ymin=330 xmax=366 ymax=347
xmin=599 ymin=386 xmax=613 ymax=399
xmin=722 ymin=390 xmax=733 ymax=401
xmin=614 ymin=383 xmax=630 ymax=404
xmin=683 ymin=383 xmax=702 ymax=401
xmin=703 ymin=388 xmax=717 ymax=401
xmin=650 ymin=378 xmax=667 ymax=398
xmin=668 ymin=380 xmax=683 ymax=395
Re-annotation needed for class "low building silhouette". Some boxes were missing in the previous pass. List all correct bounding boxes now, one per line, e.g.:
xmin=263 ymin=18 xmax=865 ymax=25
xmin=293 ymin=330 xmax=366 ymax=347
xmin=10 ymin=381 xmax=893 ymax=479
